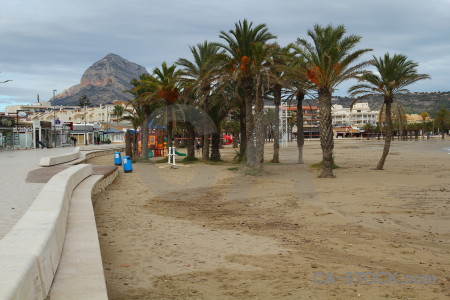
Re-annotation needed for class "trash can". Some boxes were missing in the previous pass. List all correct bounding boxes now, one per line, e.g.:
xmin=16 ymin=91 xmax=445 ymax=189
xmin=147 ymin=150 xmax=153 ymax=158
xmin=123 ymin=156 xmax=133 ymax=173
xmin=114 ymin=152 xmax=122 ymax=166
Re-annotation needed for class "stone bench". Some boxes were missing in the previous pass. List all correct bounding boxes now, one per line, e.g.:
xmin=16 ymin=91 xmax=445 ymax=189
xmin=39 ymin=147 xmax=81 ymax=167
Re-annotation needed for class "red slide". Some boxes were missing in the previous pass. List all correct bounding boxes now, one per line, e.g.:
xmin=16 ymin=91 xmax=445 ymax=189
xmin=223 ymin=135 xmax=233 ymax=145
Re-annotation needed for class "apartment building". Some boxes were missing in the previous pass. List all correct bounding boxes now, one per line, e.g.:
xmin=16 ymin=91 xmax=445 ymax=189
xmin=332 ymin=103 xmax=379 ymax=128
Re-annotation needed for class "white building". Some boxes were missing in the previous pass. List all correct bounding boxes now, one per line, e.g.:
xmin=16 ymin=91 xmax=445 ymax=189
xmin=4 ymin=100 xmax=132 ymax=147
xmin=332 ymin=103 xmax=379 ymax=128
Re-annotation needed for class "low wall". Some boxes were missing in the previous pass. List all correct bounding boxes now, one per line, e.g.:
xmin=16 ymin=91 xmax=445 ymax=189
xmin=47 ymin=174 xmax=110 ymax=300
xmin=0 ymin=164 xmax=92 ymax=300
xmin=40 ymin=147 xmax=81 ymax=167
xmin=91 ymin=168 xmax=119 ymax=204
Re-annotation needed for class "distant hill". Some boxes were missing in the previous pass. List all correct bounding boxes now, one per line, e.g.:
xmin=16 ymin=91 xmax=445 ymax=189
xmin=288 ymin=92 xmax=449 ymax=117
xmin=51 ymin=53 xmax=148 ymax=106
xmin=333 ymin=92 xmax=450 ymax=117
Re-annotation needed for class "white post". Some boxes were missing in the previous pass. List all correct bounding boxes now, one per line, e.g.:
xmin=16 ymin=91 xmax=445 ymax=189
xmin=280 ymin=102 xmax=288 ymax=147
xmin=168 ymin=147 xmax=172 ymax=164
xmin=173 ymin=147 xmax=176 ymax=166
xmin=168 ymin=147 xmax=177 ymax=167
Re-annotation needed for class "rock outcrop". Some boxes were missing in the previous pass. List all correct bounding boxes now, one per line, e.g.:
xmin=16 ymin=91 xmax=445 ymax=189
xmin=51 ymin=53 xmax=147 ymax=106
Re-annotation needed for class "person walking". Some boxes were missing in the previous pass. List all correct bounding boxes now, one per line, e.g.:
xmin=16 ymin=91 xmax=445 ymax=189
xmin=195 ymin=142 xmax=201 ymax=155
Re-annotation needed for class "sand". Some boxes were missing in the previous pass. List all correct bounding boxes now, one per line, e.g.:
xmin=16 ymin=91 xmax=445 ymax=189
xmin=91 ymin=139 xmax=450 ymax=299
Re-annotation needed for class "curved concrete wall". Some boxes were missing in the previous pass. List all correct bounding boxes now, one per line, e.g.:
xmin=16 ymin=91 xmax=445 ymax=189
xmin=0 ymin=164 xmax=92 ymax=300
xmin=40 ymin=147 xmax=81 ymax=167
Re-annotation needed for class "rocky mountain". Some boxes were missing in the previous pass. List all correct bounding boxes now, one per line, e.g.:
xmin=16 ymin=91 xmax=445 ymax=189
xmin=51 ymin=53 xmax=148 ymax=106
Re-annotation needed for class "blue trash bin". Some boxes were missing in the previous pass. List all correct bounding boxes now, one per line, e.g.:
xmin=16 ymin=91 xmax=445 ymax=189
xmin=123 ymin=156 xmax=133 ymax=173
xmin=114 ymin=152 xmax=122 ymax=166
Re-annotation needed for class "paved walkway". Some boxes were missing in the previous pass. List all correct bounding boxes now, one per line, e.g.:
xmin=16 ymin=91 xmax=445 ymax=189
xmin=0 ymin=147 xmax=77 ymax=239
xmin=0 ymin=145 xmax=121 ymax=239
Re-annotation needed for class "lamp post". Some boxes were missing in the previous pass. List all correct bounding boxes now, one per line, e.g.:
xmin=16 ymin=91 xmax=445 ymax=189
xmin=53 ymin=89 xmax=57 ymax=148
xmin=84 ymin=103 xmax=88 ymax=145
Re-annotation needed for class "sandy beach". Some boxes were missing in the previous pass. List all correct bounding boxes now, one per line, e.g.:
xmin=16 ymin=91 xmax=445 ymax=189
xmin=91 ymin=139 xmax=450 ymax=299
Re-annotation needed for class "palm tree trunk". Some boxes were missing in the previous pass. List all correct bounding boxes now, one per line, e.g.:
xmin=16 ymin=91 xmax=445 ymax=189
xmin=210 ymin=131 xmax=221 ymax=160
xmin=186 ymin=123 xmax=195 ymax=159
xmin=272 ymin=85 xmax=281 ymax=163
xmin=239 ymin=111 xmax=247 ymax=161
xmin=166 ymin=104 xmax=173 ymax=148
xmin=318 ymin=89 xmax=335 ymax=178
xmin=133 ymin=132 xmax=138 ymax=159
xmin=202 ymin=96 xmax=210 ymax=160
xmin=125 ymin=130 xmax=132 ymax=157
xmin=141 ymin=115 xmax=150 ymax=159
xmin=244 ymin=78 xmax=256 ymax=168
xmin=296 ymin=93 xmax=305 ymax=164
xmin=376 ymin=100 xmax=393 ymax=170
xmin=254 ymin=80 xmax=265 ymax=170
xmin=219 ymin=130 xmax=224 ymax=149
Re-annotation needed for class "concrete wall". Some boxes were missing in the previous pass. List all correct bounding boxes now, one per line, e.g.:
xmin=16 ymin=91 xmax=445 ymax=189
xmin=0 ymin=164 xmax=92 ymax=300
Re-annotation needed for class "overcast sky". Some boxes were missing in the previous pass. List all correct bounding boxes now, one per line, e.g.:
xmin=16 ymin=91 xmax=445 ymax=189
xmin=1 ymin=0 xmax=449 ymax=111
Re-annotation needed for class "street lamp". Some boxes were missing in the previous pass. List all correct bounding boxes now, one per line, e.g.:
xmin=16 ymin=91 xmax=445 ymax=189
xmin=85 ymin=104 xmax=88 ymax=145
xmin=53 ymin=89 xmax=57 ymax=148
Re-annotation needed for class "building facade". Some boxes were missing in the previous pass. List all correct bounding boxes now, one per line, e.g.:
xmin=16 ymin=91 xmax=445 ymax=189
xmin=332 ymin=103 xmax=379 ymax=128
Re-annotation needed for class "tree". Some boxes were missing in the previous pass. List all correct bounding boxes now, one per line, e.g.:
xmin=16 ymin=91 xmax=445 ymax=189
xmin=435 ymin=108 xmax=449 ymax=139
xmin=79 ymin=95 xmax=91 ymax=145
xmin=208 ymin=88 xmax=234 ymax=161
xmin=177 ymin=41 xmax=222 ymax=160
xmin=153 ymin=62 xmax=183 ymax=148
xmin=128 ymin=74 xmax=160 ymax=159
xmin=284 ymin=46 xmax=313 ymax=164
xmin=420 ymin=112 xmax=429 ymax=139
xmin=266 ymin=44 xmax=291 ymax=163
xmin=122 ymin=104 xmax=145 ymax=158
xmin=363 ymin=123 xmax=376 ymax=139
xmin=112 ymin=105 xmax=124 ymax=124
xmin=224 ymin=120 xmax=240 ymax=148
xmin=218 ymin=19 xmax=276 ymax=169
xmin=349 ymin=53 xmax=430 ymax=169
xmin=297 ymin=24 xmax=372 ymax=177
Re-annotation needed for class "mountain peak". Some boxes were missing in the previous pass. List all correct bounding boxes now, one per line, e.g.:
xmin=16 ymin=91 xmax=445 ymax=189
xmin=51 ymin=54 xmax=148 ymax=106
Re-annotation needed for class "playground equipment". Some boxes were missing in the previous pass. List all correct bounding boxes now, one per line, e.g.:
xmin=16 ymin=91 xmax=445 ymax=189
xmin=223 ymin=135 xmax=233 ymax=145
xmin=175 ymin=150 xmax=186 ymax=156
xmin=168 ymin=147 xmax=178 ymax=168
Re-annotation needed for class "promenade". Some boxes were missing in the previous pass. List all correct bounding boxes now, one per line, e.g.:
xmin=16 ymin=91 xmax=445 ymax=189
xmin=0 ymin=147 xmax=77 ymax=239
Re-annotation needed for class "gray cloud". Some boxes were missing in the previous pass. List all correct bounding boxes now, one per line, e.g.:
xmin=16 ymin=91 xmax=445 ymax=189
xmin=1 ymin=0 xmax=449 ymax=110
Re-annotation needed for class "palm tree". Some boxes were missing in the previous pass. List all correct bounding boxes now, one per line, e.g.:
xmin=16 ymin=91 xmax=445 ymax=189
xmin=224 ymin=120 xmax=240 ymax=148
xmin=153 ymin=62 xmax=183 ymax=148
xmin=267 ymin=44 xmax=290 ymax=163
xmin=349 ymin=53 xmax=430 ymax=169
xmin=284 ymin=46 xmax=313 ymax=164
xmin=208 ymin=88 xmax=234 ymax=161
xmin=112 ymin=105 xmax=124 ymax=124
xmin=122 ymin=104 xmax=145 ymax=158
xmin=420 ymin=112 xmax=429 ymax=139
xmin=218 ymin=19 xmax=276 ymax=169
xmin=79 ymin=95 xmax=91 ymax=145
xmin=177 ymin=41 xmax=222 ymax=160
xmin=128 ymin=74 xmax=160 ymax=159
xmin=297 ymin=24 xmax=372 ymax=177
